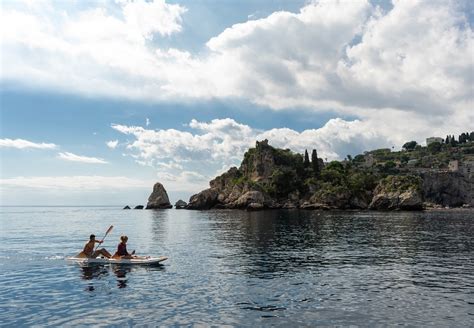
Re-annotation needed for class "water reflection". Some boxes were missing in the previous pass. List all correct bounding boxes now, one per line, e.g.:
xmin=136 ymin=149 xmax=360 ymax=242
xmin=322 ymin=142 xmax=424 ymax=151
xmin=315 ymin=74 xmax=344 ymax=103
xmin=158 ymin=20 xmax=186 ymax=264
xmin=80 ymin=264 xmax=109 ymax=291
xmin=80 ymin=264 xmax=109 ymax=280
xmin=113 ymin=266 xmax=131 ymax=289
xmin=78 ymin=263 xmax=166 ymax=291
xmin=202 ymin=209 xmax=474 ymax=279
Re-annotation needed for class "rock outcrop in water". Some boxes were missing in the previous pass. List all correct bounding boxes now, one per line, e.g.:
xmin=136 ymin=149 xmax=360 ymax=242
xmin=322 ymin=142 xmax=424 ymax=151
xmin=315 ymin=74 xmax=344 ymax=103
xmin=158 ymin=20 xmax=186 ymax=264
xmin=146 ymin=182 xmax=172 ymax=209
xmin=186 ymin=139 xmax=473 ymax=211
xmin=369 ymin=176 xmax=423 ymax=210
xmin=175 ymin=200 xmax=187 ymax=209
xmin=421 ymin=171 xmax=473 ymax=207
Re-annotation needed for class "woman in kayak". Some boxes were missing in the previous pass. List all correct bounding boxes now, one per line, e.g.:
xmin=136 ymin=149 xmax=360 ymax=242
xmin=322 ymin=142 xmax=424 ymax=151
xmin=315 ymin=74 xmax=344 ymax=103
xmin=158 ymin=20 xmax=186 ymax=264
xmin=113 ymin=235 xmax=136 ymax=259
xmin=80 ymin=234 xmax=112 ymax=258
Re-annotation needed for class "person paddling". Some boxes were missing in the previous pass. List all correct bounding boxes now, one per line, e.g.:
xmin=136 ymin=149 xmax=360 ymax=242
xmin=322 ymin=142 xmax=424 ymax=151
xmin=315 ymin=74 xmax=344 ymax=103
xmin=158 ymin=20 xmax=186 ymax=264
xmin=113 ymin=235 xmax=136 ymax=259
xmin=80 ymin=234 xmax=112 ymax=259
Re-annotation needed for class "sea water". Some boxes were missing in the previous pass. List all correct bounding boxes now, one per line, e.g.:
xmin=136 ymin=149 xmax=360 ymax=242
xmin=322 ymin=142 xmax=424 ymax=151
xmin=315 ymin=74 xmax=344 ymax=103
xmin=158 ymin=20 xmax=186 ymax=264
xmin=0 ymin=207 xmax=473 ymax=326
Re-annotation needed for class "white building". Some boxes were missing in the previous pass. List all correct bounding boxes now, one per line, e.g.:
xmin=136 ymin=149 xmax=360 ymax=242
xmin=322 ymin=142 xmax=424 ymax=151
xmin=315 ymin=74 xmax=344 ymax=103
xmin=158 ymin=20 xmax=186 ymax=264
xmin=407 ymin=159 xmax=418 ymax=166
xmin=426 ymin=137 xmax=444 ymax=145
xmin=461 ymin=158 xmax=474 ymax=176
xmin=448 ymin=160 xmax=459 ymax=172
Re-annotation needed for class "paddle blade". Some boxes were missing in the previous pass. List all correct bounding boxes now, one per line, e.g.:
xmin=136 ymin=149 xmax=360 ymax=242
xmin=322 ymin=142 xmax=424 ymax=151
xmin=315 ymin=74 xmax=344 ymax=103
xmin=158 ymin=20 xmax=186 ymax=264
xmin=105 ymin=225 xmax=114 ymax=235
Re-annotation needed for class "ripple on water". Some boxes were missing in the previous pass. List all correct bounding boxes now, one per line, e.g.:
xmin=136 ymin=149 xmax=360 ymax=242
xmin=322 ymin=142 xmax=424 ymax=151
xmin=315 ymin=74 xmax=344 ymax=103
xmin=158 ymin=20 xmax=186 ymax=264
xmin=1 ymin=208 xmax=473 ymax=326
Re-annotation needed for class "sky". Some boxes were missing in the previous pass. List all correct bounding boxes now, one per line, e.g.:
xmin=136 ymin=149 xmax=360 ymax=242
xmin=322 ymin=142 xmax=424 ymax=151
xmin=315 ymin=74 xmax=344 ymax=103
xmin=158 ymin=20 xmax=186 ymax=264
xmin=0 ymin=0 xmax=473 ymax=206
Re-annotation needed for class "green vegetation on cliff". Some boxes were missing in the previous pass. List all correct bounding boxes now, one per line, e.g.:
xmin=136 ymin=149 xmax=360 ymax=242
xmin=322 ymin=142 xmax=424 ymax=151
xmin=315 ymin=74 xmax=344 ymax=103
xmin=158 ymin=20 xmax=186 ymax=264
xmin=196 ymin=133 xmax=473 ymax=210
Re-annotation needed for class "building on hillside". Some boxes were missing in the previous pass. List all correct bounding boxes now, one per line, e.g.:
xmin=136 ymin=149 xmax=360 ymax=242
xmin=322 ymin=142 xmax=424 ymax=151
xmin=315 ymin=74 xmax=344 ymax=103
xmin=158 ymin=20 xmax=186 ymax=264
xmin=448 ymin=160 xmax=459 ymax=172
xmin=426 ymin=137 xmax=444 ymax=145
xmin=363 ymin=153 xmax=374 ymax=167
xmin=461 ymin=158 xmax=474 ymax=176
xmin=407 ymin=159 xmax=418 ymax=167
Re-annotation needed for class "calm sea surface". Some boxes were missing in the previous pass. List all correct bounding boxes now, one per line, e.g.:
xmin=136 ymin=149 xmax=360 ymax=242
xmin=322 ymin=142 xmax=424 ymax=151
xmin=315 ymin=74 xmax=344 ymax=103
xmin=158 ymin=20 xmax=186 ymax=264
xmin=0 ymin=207 xmax=473 ymax=327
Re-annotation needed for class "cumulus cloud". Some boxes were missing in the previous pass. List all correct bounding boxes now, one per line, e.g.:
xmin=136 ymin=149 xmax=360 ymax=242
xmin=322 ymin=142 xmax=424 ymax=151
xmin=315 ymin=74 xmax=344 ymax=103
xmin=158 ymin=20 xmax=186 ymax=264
xmin=58 ymin=152 xmax=108 ymax=164
xmin=110 ymin=117 xmax=401 ymax=191
xmin=106 ymin=140 xmax=119 ymax=149
xmin=1 ymin=0 xmax=187 ymax=100
xmin=1 ymin=0 xmax=472 ymax=144
xmin=0 ymin=138 xmax=57 ymax=150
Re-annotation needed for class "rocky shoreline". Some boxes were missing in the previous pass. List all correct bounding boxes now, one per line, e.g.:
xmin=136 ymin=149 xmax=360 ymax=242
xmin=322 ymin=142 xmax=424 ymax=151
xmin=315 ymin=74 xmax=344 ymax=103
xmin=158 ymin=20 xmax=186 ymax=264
xmin=132 ymin=139 xmax=473 ymax=212
xmin=183 ymin=140 xmax=473 ymax=211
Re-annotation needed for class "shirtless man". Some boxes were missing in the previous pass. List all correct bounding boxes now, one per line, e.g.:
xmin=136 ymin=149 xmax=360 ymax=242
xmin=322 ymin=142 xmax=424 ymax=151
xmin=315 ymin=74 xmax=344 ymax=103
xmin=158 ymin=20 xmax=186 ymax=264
xmin=79 ymin=234 xmax=112 ymax=258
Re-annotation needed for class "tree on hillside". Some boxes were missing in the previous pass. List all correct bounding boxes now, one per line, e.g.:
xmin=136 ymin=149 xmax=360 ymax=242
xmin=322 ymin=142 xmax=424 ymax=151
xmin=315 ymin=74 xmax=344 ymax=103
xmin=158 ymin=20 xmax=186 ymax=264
xmin=311 ymin=149 xmax=320 ymax=176
xmin=402 ymin=141 xmax=417 ymax=151
xmin=428 ymin=141 xmax=442 ymax=153
xmin=470 ymin=132 xmax=474 ymax=141
xmin=450 ymin=135 xmax=457 ymax=146
xmin=445 ymin=135 xmax=450 ymax=144
xmin=304 ymin=150 xmax=310 ymax=168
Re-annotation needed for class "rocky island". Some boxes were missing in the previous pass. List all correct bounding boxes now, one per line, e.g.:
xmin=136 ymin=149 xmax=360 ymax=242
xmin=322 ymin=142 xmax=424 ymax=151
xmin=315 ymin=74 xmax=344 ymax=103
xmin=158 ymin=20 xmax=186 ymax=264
xmin=146 ymin=182 xmax=173 ymax=209
xmin=186 ymin=134 xmax=474 ymax=211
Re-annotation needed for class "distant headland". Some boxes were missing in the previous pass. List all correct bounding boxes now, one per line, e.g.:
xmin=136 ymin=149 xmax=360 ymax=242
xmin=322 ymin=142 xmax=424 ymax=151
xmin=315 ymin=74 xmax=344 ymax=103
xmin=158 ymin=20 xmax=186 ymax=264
xmin=136 ymin=132 xmax=474 ymax=211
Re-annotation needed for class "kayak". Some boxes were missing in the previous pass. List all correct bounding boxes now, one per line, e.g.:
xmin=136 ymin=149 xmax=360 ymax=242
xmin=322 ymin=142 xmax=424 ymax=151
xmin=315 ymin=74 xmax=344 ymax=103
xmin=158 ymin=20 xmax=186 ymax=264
xmin=67 ymin=256 xmax=168 ymax=265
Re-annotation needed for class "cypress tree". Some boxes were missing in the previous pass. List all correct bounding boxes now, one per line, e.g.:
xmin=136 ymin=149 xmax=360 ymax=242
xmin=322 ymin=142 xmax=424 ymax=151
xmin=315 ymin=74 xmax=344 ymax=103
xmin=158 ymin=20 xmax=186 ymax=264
xmin=311 ymin=149 xmax=320 ymax=176
xmin=304 ymin=149 xmax=310 ymax=168
xmin=450 ymin=135 xmax=457 ymax=146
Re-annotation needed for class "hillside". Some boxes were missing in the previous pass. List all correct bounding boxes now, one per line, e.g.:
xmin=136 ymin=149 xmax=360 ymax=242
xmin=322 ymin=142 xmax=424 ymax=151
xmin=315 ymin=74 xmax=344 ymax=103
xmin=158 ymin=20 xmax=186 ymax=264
xmin=186 ymin=135 xmax=474 ymax=211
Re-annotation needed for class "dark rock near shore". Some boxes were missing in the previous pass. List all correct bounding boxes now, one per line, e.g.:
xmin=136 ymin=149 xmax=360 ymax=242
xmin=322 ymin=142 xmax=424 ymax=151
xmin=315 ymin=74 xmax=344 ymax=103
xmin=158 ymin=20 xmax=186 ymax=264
xmin=369 ymin=176 xmax=423 ymax=210
xmin=421 ymin=171 xmax=473 ymax=207
xmin=146 ymin=182 xmax=173 ymax=209
xmin=186 ymin=188 xmax=219 ymax=210
xmin=123 ymin=205 xmax=131 ymax=210
xmin=175 ymin=200 xmax=187 ymax=209
xmin=134 ymin=205 xmax=144 ymax=209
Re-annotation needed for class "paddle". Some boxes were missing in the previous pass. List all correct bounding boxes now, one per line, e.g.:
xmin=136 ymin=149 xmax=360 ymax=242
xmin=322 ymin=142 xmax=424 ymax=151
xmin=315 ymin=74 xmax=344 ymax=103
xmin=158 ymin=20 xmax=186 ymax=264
xmin=94 ymin=225 xmax=114 ymax=252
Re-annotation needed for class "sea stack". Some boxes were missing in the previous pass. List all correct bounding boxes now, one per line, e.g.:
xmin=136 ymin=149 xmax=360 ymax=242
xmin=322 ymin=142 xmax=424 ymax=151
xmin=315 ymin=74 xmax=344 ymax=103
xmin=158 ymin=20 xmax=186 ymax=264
xmin=175 ymin=200 xmax=187 ymax=209
xmin=146 ymin=182 xmax=173 ymax=209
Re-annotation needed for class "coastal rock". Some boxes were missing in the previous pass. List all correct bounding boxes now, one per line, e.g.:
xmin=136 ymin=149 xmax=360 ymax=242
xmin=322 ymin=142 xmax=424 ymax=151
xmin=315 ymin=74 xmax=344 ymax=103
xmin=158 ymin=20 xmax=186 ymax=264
xmin=134 ymin=205 xmax=144 ymax=209
xmin=239 ymin=140 xmax=277 ymax=183
xmin=300 ymin=202 xmax=316 ymax=210
xmin=233 ymin=191 xmax=265 ymax=208
xmin=123 ymin=205 xmax=131 ymax=210
xmin=369 ymin=192 xmax=400 ymax=210
xmin=175 ymin=200 xmax=187 ymax=209
xmin=421 ymin=172 xmax=473 ymax=207
xmin=349 ymin=196 xmax=370 ymax=209
xmin=282 ymin=201 xmax=297 ymax=209
xmin=423 ymin=202 xmax=443 ymax=209
xmin=146 ymin=182 xmax=173 ymax=209
xmin=369 ymin=175 xmax=423 ymax=210
xmin=247 ymin=202 xmax=264 ymax=211
xmin=398 ymin=191 xmax=423 ymax=210
xmin=309 ymin=189 xmax=351 ymax=209
xmin=187 ymin=188 xmax=219 ymax=210
xmin=183 ymin=139 xmax=469 ymax=211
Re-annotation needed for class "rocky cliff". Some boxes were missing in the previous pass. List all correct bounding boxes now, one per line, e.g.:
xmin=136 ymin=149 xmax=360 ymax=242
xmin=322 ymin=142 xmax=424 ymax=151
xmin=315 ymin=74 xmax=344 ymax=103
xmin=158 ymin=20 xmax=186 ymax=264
xmin=421 ymin=172 xmax=473 ymax=207
xmin=369 ymin=175 xmax=423 ymax=210
xmin=146 ymin=182 xmax=172 ymax=209
xmin=186 ymin=140 xmax=473 ymax=211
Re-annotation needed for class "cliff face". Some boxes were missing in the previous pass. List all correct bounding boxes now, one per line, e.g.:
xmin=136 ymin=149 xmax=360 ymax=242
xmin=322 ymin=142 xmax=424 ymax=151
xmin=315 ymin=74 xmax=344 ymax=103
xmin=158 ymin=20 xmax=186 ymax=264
xmin=421 ymin=172 xmax=473 ymax=207
xmin=369 ymin=175 xmax=423 ymax=210
xmin=146 ymin=182 xmax=173 ymax=209
xmin=186 ymin=140 xmax=473 ymax=211
xmin=187 ymin=140 xmax=302 ymax=210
